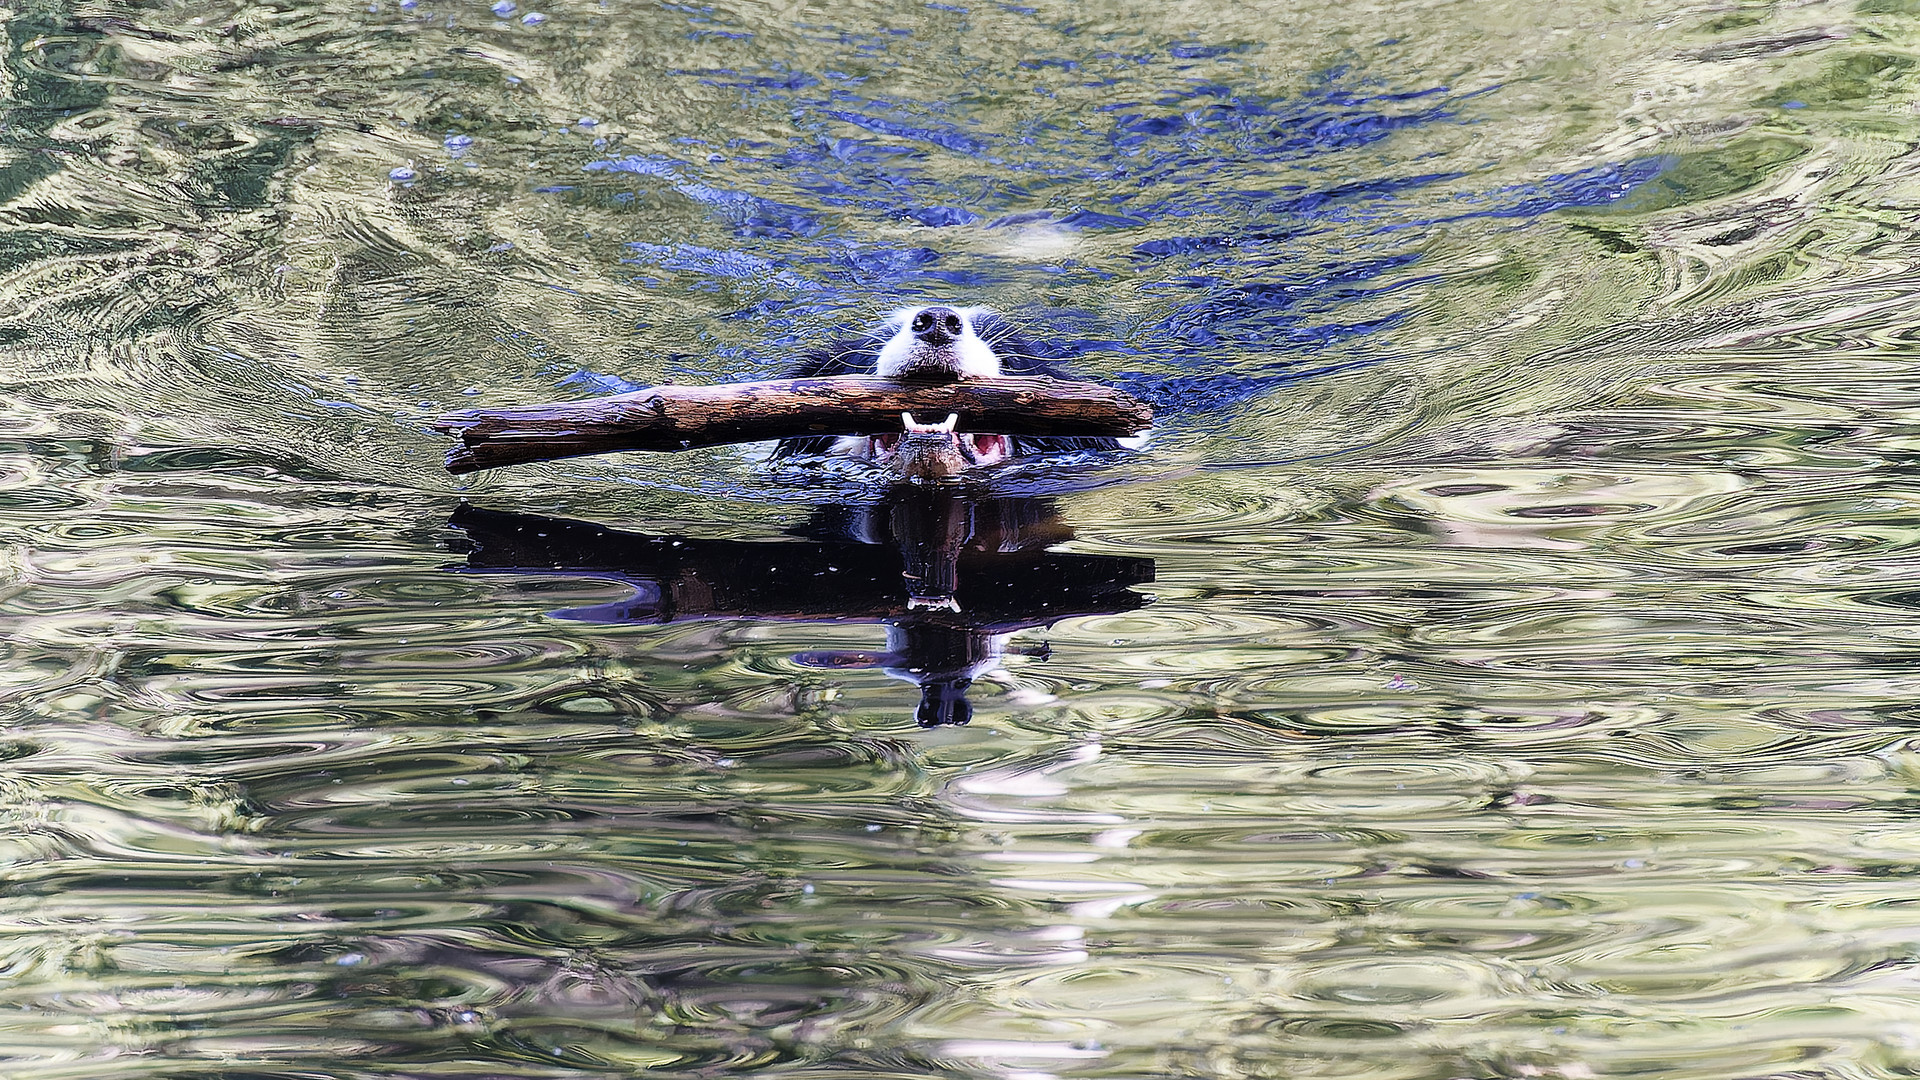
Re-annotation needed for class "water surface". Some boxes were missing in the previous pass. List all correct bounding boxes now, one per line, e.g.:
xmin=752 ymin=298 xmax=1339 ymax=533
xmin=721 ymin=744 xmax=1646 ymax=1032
xmin=7 ymin=0 xmax=1920 ymax=1077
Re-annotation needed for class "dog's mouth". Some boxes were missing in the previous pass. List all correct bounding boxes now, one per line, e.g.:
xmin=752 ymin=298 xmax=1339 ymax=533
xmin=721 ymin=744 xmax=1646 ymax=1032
xmin=871 ymin=432 xmax=1012 ymax=464
xmin=865 ymin=413 xmax=1012 ymax=481
xmin=869 ymin=412 xmax=1012 ymax=477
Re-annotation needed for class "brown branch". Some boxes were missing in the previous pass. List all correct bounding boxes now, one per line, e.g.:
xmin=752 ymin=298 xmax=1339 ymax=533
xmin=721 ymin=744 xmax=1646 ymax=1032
xmin=430 ymin=375 xmax=1153 ymax=473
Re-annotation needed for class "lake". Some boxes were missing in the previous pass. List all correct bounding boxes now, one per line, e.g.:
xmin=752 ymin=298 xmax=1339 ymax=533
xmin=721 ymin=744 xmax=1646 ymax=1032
xmin=5 ymin=0 xmax=1920 ymax=1077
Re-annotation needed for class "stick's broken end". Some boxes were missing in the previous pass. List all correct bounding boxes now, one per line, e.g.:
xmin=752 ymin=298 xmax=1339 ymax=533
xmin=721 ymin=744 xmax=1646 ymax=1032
xmin=444 ymin=446 xmax=483 ymax=475
xmin=430 ymin=413 xmax=481 ymax=437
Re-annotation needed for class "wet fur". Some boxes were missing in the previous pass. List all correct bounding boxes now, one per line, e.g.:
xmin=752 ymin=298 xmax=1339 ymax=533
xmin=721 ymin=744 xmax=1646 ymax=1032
xmin=772 ymin=309 xmax=1122 ymax=460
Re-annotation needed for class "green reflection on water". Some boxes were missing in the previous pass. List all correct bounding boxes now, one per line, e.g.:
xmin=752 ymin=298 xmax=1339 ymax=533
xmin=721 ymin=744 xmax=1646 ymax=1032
xmin=7 ymin=0 xmax=1920 ymax=1077
xmin=1605 ymin=136 xmax=1809 ymax=216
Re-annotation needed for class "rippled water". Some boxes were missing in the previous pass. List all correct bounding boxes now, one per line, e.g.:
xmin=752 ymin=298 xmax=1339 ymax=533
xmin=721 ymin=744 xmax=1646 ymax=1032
xmin=8 ymin=0 xmax=1920 ymax=1077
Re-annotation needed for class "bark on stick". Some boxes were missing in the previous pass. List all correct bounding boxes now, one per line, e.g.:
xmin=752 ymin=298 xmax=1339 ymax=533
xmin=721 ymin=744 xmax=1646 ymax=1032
xmin=431 ymin=375 xmax=1153 ymax=474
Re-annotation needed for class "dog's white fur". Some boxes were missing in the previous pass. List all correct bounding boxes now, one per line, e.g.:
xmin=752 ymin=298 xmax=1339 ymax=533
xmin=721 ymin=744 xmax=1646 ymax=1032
xmin=874 ymin=305 xmax=1003 ymax=379
xmin=828 ymin=306 xmax=1010 ymax=464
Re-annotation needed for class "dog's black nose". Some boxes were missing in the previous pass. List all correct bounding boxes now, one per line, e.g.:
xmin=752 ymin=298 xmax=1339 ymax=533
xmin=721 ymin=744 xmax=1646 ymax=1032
xmin=910 ymin=306 xmax=965 ymax=346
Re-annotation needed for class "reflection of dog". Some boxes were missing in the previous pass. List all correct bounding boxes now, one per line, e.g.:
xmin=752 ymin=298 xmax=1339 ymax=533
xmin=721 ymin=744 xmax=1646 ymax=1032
xmin=790 ymin=491 xmax=1065 ymax=727
xmin=773 ymin=306 xmax=1122 ymax=474
xmin=447 ymin=493 xmax=1153 ymax=729
xmin=796 ymin=623 xmax=1037 ymax=728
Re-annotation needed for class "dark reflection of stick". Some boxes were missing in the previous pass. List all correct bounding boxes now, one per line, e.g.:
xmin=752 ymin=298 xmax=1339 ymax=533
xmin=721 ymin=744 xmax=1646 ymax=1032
xmin=449 ymin=502 xmax=1150 ymax=627
xmin=448 ymin=490 xmax=1153 ymax=726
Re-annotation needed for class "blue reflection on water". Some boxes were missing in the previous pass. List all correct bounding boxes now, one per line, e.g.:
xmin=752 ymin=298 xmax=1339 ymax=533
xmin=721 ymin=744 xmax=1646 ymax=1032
xmin=565 ymin=43 xmax=1671 ymax=415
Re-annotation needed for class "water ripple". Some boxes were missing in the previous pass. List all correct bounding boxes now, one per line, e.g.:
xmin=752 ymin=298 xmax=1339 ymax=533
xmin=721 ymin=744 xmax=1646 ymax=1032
xmin=10 ymin=1 xmax=1920 ymax=1078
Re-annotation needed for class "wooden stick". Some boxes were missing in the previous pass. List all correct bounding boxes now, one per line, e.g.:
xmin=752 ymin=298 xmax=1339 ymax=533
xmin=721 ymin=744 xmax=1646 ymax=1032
xmin=431 ymin=375 xmax=1153 ymax=474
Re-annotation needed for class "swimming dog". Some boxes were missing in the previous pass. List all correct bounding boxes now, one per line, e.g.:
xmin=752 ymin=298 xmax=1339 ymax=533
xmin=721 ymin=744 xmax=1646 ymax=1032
xmin=772 ymin=305 xmax=1121 ymax=475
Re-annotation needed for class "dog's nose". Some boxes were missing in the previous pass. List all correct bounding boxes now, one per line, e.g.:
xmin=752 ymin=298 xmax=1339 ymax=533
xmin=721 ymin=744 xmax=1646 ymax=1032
xmin=910 ymin=306 xmax=965 ymax=345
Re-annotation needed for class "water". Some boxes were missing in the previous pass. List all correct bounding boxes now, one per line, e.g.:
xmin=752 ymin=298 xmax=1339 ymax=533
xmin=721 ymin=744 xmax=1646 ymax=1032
xmin=7 ymin=0 xmax=1920 ymax=1076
